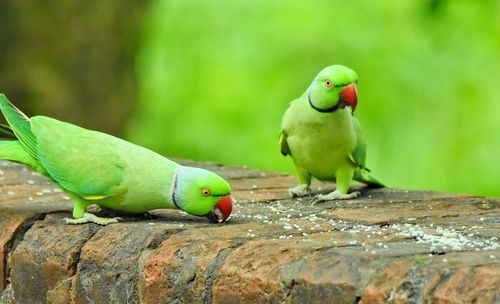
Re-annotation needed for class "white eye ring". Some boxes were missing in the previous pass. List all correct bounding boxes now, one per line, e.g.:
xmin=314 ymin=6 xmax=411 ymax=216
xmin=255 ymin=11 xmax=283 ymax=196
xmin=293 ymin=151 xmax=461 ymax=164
xmin=324 ymin=79 xmax=334 ymax=89
xmin=201 ymin=188 xmax=211 ymax=196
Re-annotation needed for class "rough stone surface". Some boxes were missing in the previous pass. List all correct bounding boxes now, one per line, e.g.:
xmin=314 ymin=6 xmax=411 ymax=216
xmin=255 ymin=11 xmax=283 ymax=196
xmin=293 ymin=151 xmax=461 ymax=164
xmin=74 ymin=223 xmax=173 ymax=304
xmin=9 ymin=214 xmax=98 ymax=303
xmin=0 ymin=160 xmax=499 ymax=303
xmin=0 ymin=212 xmax=33 ymax=292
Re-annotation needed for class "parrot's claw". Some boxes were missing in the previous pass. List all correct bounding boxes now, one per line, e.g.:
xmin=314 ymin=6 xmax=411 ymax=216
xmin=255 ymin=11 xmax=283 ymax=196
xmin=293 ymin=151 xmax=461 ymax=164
xmin=288 ymin=184 xmax=311 ymax=197
xmin=64 ymin=212 xmax=122 ymax=226
xmin=311 ymin=190 xmax=360 ymax=205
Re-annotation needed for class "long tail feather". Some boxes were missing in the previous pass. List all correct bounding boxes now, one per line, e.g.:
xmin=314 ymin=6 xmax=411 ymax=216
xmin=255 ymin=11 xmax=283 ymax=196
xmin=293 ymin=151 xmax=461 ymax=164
xmin=354 ymin=168 xmax=385 ymax=188
xmin=0 ymin=94 xmax=38 ymax=159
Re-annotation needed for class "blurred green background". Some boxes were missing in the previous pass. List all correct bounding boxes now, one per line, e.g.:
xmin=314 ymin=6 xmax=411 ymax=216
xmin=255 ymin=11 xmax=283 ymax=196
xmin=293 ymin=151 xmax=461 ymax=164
xmin=1 ymin=0 xmax=499 ymax=196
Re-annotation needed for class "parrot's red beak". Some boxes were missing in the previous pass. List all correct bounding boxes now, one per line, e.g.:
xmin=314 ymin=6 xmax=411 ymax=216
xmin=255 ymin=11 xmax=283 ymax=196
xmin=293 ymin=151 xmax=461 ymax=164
xmin=340 ymin=84 xmax=358 ymax=111
xmin=216 ymin=196 xmax=232 ymax=221
xmin=206 ymin=196 xmax=233 ymax=223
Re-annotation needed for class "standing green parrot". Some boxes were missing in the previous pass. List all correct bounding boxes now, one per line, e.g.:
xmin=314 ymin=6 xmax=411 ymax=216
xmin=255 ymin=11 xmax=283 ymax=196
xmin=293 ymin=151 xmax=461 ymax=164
xmin=280 ymin=65 xmax=383 ymax=203
xmin=0 ymin=94 xmax=232 ymax=225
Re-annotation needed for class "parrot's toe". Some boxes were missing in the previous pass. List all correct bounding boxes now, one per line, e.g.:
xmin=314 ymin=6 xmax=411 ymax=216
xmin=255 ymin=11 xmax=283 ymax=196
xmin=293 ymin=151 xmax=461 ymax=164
xmin=64 ymin=217 xmax=86 ymax=225
xmin=311 ymin=190 xmax=360 ymax=205
xmin=64 ymin=212 xmax=122 ymax=226
xmin=288 ymin=184 xmax=311 ymax=197
xmin=94 ymin=216 xmax=122 ymax=225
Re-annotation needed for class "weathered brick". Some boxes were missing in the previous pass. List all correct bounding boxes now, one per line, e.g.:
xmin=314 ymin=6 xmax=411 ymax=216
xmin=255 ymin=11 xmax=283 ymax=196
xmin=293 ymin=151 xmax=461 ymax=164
xmin=0 ymin=212 xmax=33 ymax=292
xmin=212 ymin=240 xmax=307 ymax=303
xmin=9 ymin=214 xmax=98 ymax=303
xmin=360 ymin=260 xmax=412 ymax=304
xmin=434 ymin=266 xmax=500 ymax=304
xmin=0 ymin=160 xmax=498 ymax=303
xmin=73 ymin=223 xmax=172 ymax=304
xmin=139 ymin=234 xmax=233 ymax=304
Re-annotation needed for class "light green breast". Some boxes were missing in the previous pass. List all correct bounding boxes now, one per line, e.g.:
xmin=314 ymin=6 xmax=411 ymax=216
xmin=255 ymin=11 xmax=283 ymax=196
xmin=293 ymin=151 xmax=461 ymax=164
xmin=282 ymin=96 xmax=357 ymax=180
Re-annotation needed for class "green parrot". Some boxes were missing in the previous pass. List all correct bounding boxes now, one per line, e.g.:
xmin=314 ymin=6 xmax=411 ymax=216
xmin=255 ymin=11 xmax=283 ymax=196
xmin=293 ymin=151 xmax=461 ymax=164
xmin=0 ymin=94 xmax=232 ymax=225
xmin=280 ymin=65 xmax=383 ymax=203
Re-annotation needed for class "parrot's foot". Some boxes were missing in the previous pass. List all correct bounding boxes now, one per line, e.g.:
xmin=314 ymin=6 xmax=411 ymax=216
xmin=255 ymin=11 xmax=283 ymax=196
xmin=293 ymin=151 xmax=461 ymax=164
xmin=64 ymin=212 xmax=122 ymax=226
xmin=288 ymin=184 xmax=311 ymax=197
xmin=311 ymin=190 xmax=360 ymax=205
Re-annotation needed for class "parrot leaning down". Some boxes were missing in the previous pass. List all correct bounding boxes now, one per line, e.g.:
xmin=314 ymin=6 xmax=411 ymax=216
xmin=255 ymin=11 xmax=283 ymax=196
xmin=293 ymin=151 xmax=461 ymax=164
xmin=0 ymin=94 xmax=232 ymax=225
xmin=280 ymin=65 xmax=383 ymax=203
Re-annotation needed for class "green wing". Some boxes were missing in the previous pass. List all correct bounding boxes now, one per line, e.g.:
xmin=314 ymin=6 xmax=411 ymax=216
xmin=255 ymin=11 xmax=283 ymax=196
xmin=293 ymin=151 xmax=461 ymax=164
xmin=1 ymin=94 xmax=126 ymax=198
xmin=31 ymin=116 xmax=126 ymax=198
xmin=349 ymin=117 xmax=366 ymax=168
xmin=279 ymin=131 xmax=291 ymax=156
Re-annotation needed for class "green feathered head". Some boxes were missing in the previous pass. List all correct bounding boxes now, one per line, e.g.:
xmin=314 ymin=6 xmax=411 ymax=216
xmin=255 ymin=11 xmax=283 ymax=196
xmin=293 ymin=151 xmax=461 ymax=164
xmin=172 ymin=166 xmax=232 ymax=223
xmin=307 ymin=65 xmax=358 ymax=113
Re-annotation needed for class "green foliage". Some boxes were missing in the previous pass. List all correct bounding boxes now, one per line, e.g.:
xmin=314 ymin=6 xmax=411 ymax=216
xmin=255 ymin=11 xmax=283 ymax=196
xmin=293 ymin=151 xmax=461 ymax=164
xmin=128 ymin=0 xmax=500 ymax=196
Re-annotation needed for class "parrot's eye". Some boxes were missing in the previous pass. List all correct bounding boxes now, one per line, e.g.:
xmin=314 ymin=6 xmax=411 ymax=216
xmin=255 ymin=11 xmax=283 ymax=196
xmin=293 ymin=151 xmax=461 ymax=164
xmin=324 ymin=79 xmax=334 ymax=89
xmin=201 ymin=188 xmax=211 ymax=196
